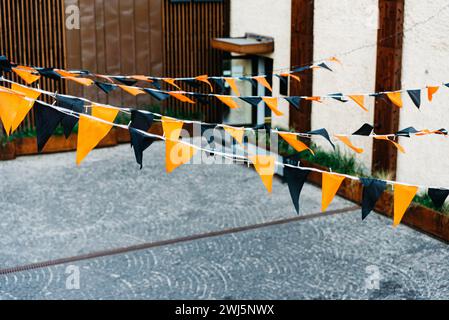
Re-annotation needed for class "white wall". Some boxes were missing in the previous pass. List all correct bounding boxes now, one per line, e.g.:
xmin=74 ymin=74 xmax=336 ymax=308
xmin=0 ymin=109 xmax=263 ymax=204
xmin=311 ymin=0 xmax=378 ymax=172
xmin=230 ymin=0 xmax=292 ymax=128
xmin=397 ymin=0 xmax=449 ymax=187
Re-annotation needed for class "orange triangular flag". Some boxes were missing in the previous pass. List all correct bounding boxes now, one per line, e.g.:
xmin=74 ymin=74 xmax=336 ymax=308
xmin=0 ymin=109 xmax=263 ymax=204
xmin=0 ymin=90 xmax=28 ymax=136
xmin=118 ymin=85 xmax=145 ymax=96
xmin=13 ymin=68 xmax=41 ymax=84
xmin=163 ymin=78 xmax=181 ymax=90
xmin=162 ymin=117 xmax=184 ymax=141
xmin=427 ymin=86 xmax=439 ymax=102
xmin=66 ymin=77 xmax=94 ymax=86
xmin=249 ymin=155 xmax=276 ymax=193
xmin=281 ymin=73 xmax=301 ymax=84
xmin=262 ymin=97 xmax=284 ymax=116
xmin=223 ymin=126 xmax=245 ymax=145
xmin=393 ymin=184 xmax=418 ymax=226
xmin=10 ymin=84 xmax=41 ymax=133
xmin=162 ymin=117 xmax=197 ymax=172
xmin=132 ymin=75 xmax=152 ymax=82
xmin=165 ymin=140 xmax=197 ymax=173
xmin=322 ymin=172 xmax=345 ymax=212
xmin=289 ymin=74 xmax=301 ymax=84
xmin=55 ymin=69 xmax=79 ymax=78
xmin=254 ymin=76 xmax=272 ymax=92
xmin=216 ymin=95 xmax=240 ymax=109
xmin=348 ymin=95 xmax=368 ymax=112
xmin=328 ymin=56 xmax=342 ymax=65
xmin=386 ymin=92 xmax=403 ymax=108
xmin=278 ymin=132 xmax=314 ymax=155
xmin=76 ymin=106 xmax=119 ymax=165
xmin=225 ymin=78 xmax=240 ymax=96
xmin=168 ymin=92 xmax=195 ymax=104
xmin=195 ymin=75 xmax=214 ymax=92
xmin=374 ymin=136 xmax=405 ymax=153
xmin=334 ymin=135 xmax=364 ymax=154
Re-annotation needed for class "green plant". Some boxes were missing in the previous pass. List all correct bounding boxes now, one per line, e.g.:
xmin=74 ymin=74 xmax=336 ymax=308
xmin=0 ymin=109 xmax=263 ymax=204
xmin=414 ymin=193 xmax=449 ymax=215
xmin=278 ymin=136 xmax=448 ymax=215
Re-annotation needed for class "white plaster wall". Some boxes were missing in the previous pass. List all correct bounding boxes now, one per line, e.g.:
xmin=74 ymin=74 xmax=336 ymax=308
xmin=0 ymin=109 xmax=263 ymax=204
xmin=311 ymin=0 xmax=378 ymax=172
xmin=397 ymin=0 xmax=449 ymax=187
xmin=230 ymin=0 xmax=291 ymax=128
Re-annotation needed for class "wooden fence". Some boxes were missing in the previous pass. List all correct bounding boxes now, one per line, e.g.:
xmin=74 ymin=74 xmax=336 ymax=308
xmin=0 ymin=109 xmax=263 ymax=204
xmin=1 ymin=0 xmax=230 ymax=140
xmin=0 ymin=0 xmax=67 ymax=134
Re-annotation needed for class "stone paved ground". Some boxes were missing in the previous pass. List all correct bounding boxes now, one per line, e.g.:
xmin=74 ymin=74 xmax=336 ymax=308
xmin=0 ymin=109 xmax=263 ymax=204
xmin=1 ymin=141 xmax=449 ymax=300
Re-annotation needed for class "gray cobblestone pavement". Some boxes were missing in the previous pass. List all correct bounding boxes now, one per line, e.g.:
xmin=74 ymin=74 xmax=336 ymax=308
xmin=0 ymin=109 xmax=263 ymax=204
xmin=1 ymin=142 xmax=449 ymax=299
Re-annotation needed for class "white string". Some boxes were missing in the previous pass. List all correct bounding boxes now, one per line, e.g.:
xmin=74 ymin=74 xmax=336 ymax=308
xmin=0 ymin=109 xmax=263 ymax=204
xmin=3 ymin=88 xmax=447 ymax=191
xmin=2 ymin=77 xmax=446 ymax=142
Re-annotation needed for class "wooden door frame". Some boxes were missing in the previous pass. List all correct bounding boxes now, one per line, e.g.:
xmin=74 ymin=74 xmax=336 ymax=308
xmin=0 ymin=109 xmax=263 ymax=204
xmin=289 ymin=0 xmax=314 ymax=132
xmin=372 ymin=0 xmax=405 ymax=178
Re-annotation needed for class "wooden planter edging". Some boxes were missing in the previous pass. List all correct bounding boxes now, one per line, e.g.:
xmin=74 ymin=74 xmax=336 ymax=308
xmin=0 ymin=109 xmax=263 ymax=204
xmin=300 ymin=159 xmax=449 ymax=243
xmin=0 ymin=122 xmax=194 ymax=160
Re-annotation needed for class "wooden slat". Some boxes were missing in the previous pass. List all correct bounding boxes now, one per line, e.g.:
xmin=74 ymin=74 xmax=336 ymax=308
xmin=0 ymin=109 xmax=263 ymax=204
xmin=162 ymin=0 xmax=229 ymax=122
xmin=372 ymin=0 xmax=405 ymax=178
xmin=289 ymin=0 xmax=314 ymax=133
xmin=0 ymin=0 xmax=67 ymax=136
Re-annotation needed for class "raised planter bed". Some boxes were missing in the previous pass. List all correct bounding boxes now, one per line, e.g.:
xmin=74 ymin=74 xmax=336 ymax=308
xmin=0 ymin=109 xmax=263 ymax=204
xmin=301 ymin=159 xmax=449 ymax=243
xmin=0 ymin=142 xmax=16 ymax=161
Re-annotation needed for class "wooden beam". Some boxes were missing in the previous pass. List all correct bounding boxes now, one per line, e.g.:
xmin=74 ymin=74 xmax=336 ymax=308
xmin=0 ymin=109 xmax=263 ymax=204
xmin=289 ymin=0 xmax=314 ymax=132
xmin=372 ymin=0 xmax=405 ymax=178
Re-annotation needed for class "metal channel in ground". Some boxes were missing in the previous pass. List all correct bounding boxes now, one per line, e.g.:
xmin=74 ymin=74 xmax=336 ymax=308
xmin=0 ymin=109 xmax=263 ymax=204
xmin=0 ymin=206 xmax=359 ymax=275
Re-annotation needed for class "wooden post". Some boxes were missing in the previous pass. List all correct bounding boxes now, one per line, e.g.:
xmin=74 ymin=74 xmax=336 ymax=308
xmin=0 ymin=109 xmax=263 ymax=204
xmin=372 ymin=0 xmax=405 ymax=178
xmin=289 ymin=0 xmax=314 ymax=132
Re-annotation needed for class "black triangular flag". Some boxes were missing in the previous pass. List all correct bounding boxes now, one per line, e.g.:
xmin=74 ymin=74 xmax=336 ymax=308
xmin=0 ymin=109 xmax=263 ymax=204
xmin=95 ymin=81 xmax=117 ymax=94
xmin=200 ymin=124 xmax=216 ymax=145
xmin=130 ymin=110 xmax=154 ymax=132
xmin=36 ymin=68 xmax=61 ymax=80
xmin=292 ymin=66 xmax=308 ymax=73
xmin=329 ymin=93 xmax=348 ymax=103
xmin=239 ymin=77 xmax=257 ymax=89
xmin=437 ymin=128 xmax=448 ymax=135
xmin=129 ymin=128 xmax=158 ymax=169
xmin=275 ymin=74 xmax=288 ymax=87
xmin=428 ymin=188 xmax=449 ymax=208
xmin=285 ymin=97 xmax=301 ymax=110
xmin=444 ymin=83 xmax=449 ymax=88
xmin=318 ymin=62 xmax=333 ymax=72
xmin=34 ymin=101 xmax=64 ymax=152
xmin=212 ymin=78 xmax=225 ymax=94
xmin=307 ymin=128 xmax=335 ymax=149
xmin=0 ymin=55 xmax=12 ymax=72
xmin=144 ymin=88 xmax=170 ymax=101
xmin=240 ymin=97 xmax=262 ymax=107
xmin=112 ymin=76 xmax=137 ymax=86
xmin=195 ymin=94 xmax=211 ymax=106
xmin=183 ymin=79 xmax=201 ymax=89
xmin=360 ymin=178 xmax=387 ymax=220
xmin=56 ymin=95 xmax=85 ymax=138
xmin=352 ymin=123 xmax=374 ymax=136
xmin=283 ymin=166 xmax=310 ymax=214
xmin=396 ymin=127 xmax=419 ymax=137
xmin=407 ymin=89 xmax=421 ymax=109
xmin=149 ymin=79 xmax=162 ymax=90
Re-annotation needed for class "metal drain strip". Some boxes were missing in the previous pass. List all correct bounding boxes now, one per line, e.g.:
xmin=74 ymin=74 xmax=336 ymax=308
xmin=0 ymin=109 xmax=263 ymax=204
xmin=0 ymin=206 xmax=359 ymax=275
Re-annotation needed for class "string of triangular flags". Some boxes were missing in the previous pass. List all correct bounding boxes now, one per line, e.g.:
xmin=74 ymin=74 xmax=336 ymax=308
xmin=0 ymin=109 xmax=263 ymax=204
xmin=0 ymin=55 xmax=336 ymax=92
xmin=2 ymin=56 xmax=449 ymax=115
xmin=2 ymin=78 xmax=446 ymax=158
xmin=0 ymin=80 xmax=448 ymax=226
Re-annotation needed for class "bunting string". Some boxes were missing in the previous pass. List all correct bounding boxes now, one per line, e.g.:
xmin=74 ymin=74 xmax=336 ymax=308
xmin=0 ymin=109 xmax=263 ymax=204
xmin=4 ymin=57 xmax=449 ymax=116
xmin=1 ymin=83 xmax=448 ymax=225
xmin=0 ymin=55 xmax=336 ymax=88
xmin=1 ymin=78 xmax=446 ymax=157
